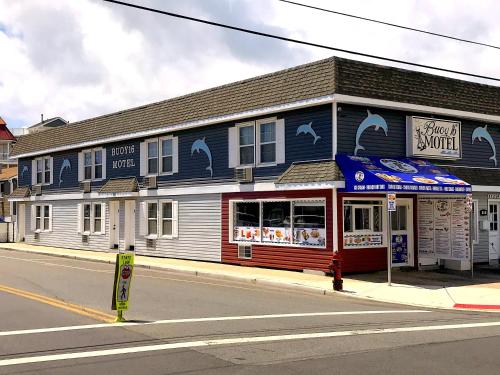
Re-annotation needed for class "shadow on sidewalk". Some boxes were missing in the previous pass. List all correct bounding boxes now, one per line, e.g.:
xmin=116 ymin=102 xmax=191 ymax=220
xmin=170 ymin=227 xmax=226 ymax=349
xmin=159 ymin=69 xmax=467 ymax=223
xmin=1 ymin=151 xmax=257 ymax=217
xmin=346 ymin=265 xmax=500 ymax=289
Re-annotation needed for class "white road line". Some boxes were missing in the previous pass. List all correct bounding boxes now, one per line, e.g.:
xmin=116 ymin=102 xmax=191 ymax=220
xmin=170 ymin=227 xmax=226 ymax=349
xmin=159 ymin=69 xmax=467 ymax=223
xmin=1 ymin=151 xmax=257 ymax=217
xmin=0 ymin=310 xmax=428 ymax=337
xmin=2 ymin=320 xmax=500 ymax=367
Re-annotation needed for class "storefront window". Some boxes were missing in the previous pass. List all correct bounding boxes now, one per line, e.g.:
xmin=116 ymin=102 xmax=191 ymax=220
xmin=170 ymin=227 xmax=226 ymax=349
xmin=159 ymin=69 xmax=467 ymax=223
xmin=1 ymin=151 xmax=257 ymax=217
xmin=262 ymin=201 xmax=291 ymax=243
xmin=343 ymin=200 xmax=384 ymax=248
xmin=232 ymin=200 xmax=326 ymax=247
xmin=233 ymin=202 xmax=260 ymax=242
xmin=293 ymin=202 xmax=326 ymax=246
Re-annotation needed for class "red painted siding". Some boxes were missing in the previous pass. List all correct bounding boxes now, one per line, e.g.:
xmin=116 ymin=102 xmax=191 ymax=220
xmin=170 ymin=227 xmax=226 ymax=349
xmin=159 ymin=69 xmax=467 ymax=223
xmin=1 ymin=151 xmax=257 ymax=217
xmin=222 ymin=189 xmax=333 ymax=273
xmin=337 ymin=192 xmax=418 ymax=273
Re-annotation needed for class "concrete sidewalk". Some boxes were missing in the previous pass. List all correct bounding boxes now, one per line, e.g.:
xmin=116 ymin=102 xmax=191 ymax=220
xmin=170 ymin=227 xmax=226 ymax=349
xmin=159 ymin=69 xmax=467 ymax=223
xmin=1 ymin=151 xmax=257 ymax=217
xmin=1 ymin=242 xmax=500 ymax=311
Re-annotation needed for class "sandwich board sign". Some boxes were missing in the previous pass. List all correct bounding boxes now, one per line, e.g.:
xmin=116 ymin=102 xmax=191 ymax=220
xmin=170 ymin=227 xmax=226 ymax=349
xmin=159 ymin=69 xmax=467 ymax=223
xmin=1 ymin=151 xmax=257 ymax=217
xmin=112 ymin=253 xmax=134 ymax=315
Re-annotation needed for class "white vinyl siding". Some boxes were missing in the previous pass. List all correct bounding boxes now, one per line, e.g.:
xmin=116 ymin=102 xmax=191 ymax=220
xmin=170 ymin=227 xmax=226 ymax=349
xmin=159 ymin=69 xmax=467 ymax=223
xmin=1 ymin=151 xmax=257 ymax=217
xmin=135 ymin=194 xmax=220 ymax=262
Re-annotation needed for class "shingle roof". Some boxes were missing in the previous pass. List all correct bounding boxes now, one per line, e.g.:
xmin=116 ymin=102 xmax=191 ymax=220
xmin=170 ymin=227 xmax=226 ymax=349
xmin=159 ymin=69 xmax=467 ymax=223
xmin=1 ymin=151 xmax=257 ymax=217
xmin=9 ymin=186 xmax=30 ymax=199
xmin=12 ymin=57 xmax=500 ymax=156
xmin=276 ymin=160 xmax=342 ymax=184
xmin=444 ymin=166 xmax=500 ymax=186
xmin=99 ymin=178 xmax=139 ymax=193
xmin=0 ymin=166 xmax=17 ymax=181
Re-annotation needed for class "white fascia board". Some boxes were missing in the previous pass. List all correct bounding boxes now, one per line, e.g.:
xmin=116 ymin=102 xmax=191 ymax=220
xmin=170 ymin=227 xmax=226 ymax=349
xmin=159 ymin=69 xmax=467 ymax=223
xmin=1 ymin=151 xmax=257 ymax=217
xmin=275 ymin=181 xmax=345 ymax=190
xmin=472 ymin=185 xmax=500 ymax=192
xmin=13 ymin=95 xmax=335 ymax=159
xmin=334 ymin=94 xmax=500 ymax=124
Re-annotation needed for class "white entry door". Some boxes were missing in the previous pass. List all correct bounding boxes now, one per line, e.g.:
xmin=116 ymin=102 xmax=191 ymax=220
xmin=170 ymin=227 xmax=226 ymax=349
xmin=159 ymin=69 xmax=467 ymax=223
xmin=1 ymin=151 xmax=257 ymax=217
xmin=124 ymin=200 xmax=136 ymax=251
xmin=391 ymin=198 xmax=414 ymax=267
xmin=17 ymin=203 xmax=25 ymax=242
xmin=109 ymin=201 xmax=120 ymax=250
xmin=488 ymin=202 xmax=500 ymax=264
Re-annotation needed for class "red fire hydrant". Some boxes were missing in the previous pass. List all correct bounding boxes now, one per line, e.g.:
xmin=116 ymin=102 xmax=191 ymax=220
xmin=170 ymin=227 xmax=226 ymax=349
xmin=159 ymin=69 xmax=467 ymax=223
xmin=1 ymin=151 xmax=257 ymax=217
xmin=329 ymin=252 xmax=343 ymax=291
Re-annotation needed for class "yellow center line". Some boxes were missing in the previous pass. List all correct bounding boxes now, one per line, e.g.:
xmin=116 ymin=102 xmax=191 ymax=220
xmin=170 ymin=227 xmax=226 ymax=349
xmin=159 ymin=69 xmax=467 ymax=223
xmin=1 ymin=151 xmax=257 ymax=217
xmin=0 ymin=284 xmax=115 ymax=323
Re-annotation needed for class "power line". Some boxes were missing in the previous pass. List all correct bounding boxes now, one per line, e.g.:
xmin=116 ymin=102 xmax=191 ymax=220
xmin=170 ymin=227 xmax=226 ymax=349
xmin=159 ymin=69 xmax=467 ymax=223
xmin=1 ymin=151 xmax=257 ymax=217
xmin=103 ymin=0 xmax=500 ymax=83
xmin=278 ymin=0 xmax=500 ymax=51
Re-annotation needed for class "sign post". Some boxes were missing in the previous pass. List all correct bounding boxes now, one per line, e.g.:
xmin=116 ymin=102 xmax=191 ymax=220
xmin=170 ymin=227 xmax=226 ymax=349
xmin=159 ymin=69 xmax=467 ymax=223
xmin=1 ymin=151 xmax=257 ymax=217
xmin=387 ymin=193 xmax=396 ymax=286
xmin=111 ymin=252 xmax=135 ymax=322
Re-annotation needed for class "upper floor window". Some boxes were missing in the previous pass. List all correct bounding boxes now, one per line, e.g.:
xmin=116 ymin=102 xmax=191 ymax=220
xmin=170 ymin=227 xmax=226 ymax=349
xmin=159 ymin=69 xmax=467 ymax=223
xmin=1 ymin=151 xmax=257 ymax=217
xmin=32 ymin=156 xmax=53 ymax=185
xmin=229 ymin=118 xmax=285 ymax=168
xmin=140 ymin=136 xmax=178 ymax=177
xmin=79 ymin=148 xmax=105 ymax=181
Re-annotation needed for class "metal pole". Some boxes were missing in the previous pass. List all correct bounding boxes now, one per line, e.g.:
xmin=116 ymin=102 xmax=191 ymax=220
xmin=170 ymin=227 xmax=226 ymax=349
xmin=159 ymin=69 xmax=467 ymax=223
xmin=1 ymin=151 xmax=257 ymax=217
xmin=387 ymin=209 xmax=392 ymax=286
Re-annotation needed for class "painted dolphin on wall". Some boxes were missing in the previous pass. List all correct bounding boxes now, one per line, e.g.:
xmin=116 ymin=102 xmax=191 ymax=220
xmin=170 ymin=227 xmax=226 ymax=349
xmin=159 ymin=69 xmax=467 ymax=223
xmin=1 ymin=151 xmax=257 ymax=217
xmin=354 ymin=110 xmax=389 ymax=155
xmin=296 ymin=122 xmax=321 ymax=144
xmin=59 ymin=159 xmax=72 ymax=187
xmin=472 ymin=125 xmax=497 ymax=166
xmin=21 ymin=165 xmax=29 ymax=179
xmin=191 ymin=138 xmax=213 ymax=177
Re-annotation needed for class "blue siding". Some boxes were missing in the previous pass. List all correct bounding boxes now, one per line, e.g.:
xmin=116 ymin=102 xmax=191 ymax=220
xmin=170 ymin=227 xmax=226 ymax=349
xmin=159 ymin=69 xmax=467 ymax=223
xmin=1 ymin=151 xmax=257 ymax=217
xmin=17 ymin=104 xmax=333 ymax=191
xmin=337 ymin=104 xmax=500 ymax=168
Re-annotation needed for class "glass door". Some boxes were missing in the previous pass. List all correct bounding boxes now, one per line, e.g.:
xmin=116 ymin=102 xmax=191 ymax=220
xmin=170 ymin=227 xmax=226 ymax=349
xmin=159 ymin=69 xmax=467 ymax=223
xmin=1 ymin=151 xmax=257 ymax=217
xmin=488 ymin=202 xmax=500 ymax=264
xmin=391 ymin=199 xmax=413 ymax=267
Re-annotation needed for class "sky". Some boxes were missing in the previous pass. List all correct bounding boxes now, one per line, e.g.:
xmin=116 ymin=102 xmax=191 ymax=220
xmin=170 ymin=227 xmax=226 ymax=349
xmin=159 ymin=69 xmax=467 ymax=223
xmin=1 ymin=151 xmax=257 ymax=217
xmin=0 ymin=0 xmax=499 ymax=129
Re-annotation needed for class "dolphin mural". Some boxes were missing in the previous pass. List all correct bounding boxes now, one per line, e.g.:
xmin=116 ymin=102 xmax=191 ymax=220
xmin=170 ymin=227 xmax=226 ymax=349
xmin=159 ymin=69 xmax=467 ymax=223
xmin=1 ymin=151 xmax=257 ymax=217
xmin=296 ymin=121 xmax=321 ymax=144
xmin=59 ymin=159 xmax=72 ymax=187
xmin=21 ymin=165 xmax=29 ymax=179
xmin=472 ymin=125 xmax=497 ymax=166
xmin=191 ymin=138 xmax=213 ymax=177
xmin=354 ymin=110 xmax=389 ymax=155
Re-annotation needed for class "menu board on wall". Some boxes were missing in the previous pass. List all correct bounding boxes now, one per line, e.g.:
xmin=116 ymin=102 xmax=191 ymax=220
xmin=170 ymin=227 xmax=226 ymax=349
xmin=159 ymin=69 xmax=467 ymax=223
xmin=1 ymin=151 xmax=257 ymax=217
xmin=418 ymin=199 xmax=435 ymax=257
xmin=417 ymin=197 xmax=470 ymax=261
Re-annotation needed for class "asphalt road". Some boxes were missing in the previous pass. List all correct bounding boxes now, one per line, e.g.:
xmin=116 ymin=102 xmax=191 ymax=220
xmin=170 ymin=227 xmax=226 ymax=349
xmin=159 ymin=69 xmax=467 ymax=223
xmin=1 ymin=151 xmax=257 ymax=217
xmin=1 ymin=249 xmax=500 ymax=374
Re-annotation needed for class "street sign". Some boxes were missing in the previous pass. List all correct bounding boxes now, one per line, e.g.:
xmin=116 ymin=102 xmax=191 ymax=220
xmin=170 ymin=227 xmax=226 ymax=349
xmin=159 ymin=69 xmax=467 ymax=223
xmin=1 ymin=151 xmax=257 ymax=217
xmin=112 ymin=253 xmax=134 ymax=312
xmin=387 ymin=193 xmax=397 ymax=212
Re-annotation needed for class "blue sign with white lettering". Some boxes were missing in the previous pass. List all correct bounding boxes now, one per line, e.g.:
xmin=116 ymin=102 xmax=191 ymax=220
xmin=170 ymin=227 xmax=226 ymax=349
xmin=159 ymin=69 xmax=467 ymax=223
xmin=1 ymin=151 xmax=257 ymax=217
xmin=336 ymin=154 xmax=471 ymax=194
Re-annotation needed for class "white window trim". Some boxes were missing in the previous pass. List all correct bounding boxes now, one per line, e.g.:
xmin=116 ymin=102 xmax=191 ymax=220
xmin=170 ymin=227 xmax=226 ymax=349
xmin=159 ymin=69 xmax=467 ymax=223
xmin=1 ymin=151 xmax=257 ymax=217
xmin=159 ymin=136 xmax=175 ymax=176
xmin=33 ymin=156 xmax=52 ymax=186
xmin=159 ymin=199 xmax=174 ymax=239
xmin=92 ymin=202 xmax=105 ymax=235
xmin=145 ymin=201 xmax=159 ymax=238
xmin=82 ymin=203 xmax=92 ymax=235
xmin=81 ymin=147 xmax=105 ymax=182
xmin=229 ymin=198 xmax=327 ymax=249
xmin=342 ymin=197 xmax=387 ymax=248
xmin=145 ymin=139 xmax=159 ymax=177
xmin=235 ymin=117 xmax=278 ymax=168
xmin=255 ymin=118 xmax=278 ymax=167
xmin=33 ymin=204 xmax=52 ymax=232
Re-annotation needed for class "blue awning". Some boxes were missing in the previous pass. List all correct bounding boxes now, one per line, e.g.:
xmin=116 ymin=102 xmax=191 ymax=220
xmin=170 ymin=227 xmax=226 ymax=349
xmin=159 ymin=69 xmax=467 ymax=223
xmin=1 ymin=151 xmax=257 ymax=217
xmin=336 ymin=154 xmax=471 ymax=194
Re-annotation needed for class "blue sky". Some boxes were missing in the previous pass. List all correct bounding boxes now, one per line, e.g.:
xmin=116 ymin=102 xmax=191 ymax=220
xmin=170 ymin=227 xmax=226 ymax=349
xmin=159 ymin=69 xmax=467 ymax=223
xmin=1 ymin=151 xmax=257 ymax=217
xmin=1 ymin=0 xmax=499 ymax=129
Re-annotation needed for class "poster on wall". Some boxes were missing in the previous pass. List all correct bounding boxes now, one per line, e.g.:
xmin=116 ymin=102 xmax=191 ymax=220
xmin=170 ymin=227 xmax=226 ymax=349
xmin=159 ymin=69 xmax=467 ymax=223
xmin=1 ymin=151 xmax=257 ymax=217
xmin=344 ymin=234 xmax=383 ymax=248
xmin=417 ymin=197 xmax=470 ymax=261
xmin=234 ymin=227 xmax=261 ymax=242
xmin=261 ymin=227 xmax=292 ymax=243
xmin=392 ymin=234 xmax=408 ymax=264
xmin=418 ymin=199 xmax=435 ymax=257
xmin=294 ymin=228 xmax=326 ymax=247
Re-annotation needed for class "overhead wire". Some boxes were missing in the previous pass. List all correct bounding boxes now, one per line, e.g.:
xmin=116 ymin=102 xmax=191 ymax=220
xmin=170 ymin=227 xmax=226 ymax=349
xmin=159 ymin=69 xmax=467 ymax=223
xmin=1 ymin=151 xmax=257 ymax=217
xmin=278 ymin=0 xmax=500 ymax=51
xmin=102 ymin=0 xmax=500 ymax=83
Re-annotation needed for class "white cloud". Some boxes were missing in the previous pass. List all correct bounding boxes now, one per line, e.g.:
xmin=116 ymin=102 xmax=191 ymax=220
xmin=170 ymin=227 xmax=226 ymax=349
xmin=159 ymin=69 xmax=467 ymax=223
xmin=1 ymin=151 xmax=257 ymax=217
xmin=0 ymin=0 xmax=499 ymax=128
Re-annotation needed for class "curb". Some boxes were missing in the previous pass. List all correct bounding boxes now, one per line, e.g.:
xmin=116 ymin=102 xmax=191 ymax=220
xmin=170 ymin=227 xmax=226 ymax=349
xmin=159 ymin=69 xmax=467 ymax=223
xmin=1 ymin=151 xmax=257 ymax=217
xmin=2 ymin=246 xmax=499 ymax=313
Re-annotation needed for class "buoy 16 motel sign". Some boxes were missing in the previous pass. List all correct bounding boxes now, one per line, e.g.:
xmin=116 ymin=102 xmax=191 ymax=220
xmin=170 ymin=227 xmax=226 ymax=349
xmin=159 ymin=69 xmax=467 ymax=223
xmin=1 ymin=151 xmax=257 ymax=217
xmin=406 ymin=116 xmax=462 ymax=160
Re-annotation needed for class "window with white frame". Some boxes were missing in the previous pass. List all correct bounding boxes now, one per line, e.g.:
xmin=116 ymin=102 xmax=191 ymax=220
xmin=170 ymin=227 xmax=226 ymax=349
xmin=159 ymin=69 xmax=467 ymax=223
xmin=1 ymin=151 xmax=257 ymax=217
xmin=141 ymin=200 xmax=178 ymax=238
xmin=343 ymin=200 xmax=384 ymax=248
xmin=229 ymin=118 xmax=284 ymax=168
xmin=161 ymin=201 xmax=173 ymax=236
xmin=141 ymin=137 xmax=178 ymax=176
xmin=78 ymin=202 xmax=105 ymax=235
xmin=147 ymin=202 xmax=158 ymax=235
xmin=33 ymin=156 xmax=52 ymax=185
xmin=32 ymin=204 xmax=52 ymax=232
xmin=231 ymin=199 xmax=326 ymax=247
xmin=80 ymin=148 xmax=104 ymax=181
